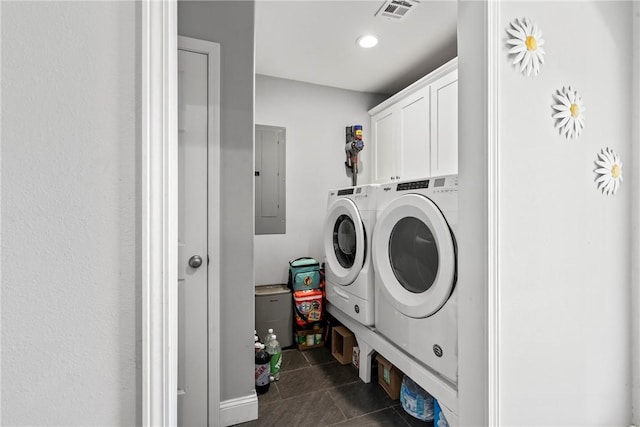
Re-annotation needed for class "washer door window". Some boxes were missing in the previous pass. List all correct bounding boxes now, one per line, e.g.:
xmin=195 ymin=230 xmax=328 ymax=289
xmin=389 ymin=216 xmax=439 ymax=294
xmin=373 ymin=194 xmax=455 ymax=318
xmin=324 ymin=198 xmax=365 ymax=285
xmin=334 ymin=214 xmax=357 ymax=268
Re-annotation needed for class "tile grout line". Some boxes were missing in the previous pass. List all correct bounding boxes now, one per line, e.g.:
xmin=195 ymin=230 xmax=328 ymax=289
xmin=391 ymin=405 xmax=416 ymax=426
xmin=263 ymin=366 xmax=355 ymax=405
xmin=326 ymin=380 xmax=407 ymax=425
xmin=325 ymin=388 xmax=348 ymax=425
xmin=277 ymin=380 xmax=358 ymax=402
xmin=332 ymin=407 xmax=411 ymax=426
xmin=280 ymin=365 xmax=312 ymax=374
xmin=259 ymin=348 xmax=397 ymax=425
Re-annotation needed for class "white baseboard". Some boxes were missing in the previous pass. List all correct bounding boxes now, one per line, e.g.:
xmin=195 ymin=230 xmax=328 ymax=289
xmin=220 ymin=392 xmax=258 ymax=426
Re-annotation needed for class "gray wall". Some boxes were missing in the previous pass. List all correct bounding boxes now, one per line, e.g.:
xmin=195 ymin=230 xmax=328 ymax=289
xmin=1 ymin=1 xmax=139 ymax=425
xmin=255 ymin=75 xmax=385 ymax=285
xmin=178 ymin=1 xmax=256 ymax=403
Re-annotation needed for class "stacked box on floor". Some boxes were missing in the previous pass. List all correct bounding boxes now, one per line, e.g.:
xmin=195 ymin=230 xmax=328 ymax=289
xmin=289 ymin=257 xmax=325 ymax=350
xmin=331 ymin=326 xmax=356 ymax=365
xmin=294 ymin=326 xmax=324 ymax=350
xmin=376 ymin=354 xmax=403 ymax=400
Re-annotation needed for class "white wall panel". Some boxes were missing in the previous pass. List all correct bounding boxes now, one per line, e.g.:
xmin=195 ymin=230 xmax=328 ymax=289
xmin=497 ymin=2 xmax=633 ymax=425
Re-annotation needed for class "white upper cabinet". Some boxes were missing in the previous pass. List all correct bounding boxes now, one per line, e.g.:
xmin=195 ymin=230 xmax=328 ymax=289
xmin=369 ymin=58 xmax=458 ymax=183
xmin=430 ymin=68 xmax=458 ymax=177
xmin=371 ymin=87 xmax=431 ymax=183
xmin=372 ymin=110 xmax=398 ymax=184
xmin=399 ymin=85 xmax=431 ymax=181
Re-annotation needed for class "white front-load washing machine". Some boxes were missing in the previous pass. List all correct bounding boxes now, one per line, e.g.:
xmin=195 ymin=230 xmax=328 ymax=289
xmin=324 ymin=184 xmax=378 ymax=326
xmin=373 ymin=175 xmax=458 ymax=385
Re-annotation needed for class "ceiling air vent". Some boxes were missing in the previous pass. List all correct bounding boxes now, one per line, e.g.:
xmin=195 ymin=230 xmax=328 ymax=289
xmin=375 ymin=0 xmax=419 ymax=20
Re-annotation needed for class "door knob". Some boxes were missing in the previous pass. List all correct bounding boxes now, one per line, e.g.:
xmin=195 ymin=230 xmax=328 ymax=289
xmin=188 ymin=255 xmax=203 ymax=268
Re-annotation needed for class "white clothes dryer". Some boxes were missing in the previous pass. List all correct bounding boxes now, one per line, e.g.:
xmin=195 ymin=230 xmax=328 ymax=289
xmin=373 ymin=175 xmax=458 ymax=385
xmin=324 ymin=184 xmax=379 ymax=326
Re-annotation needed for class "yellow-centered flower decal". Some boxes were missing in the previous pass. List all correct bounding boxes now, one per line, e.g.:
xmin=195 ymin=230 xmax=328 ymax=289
xmin=595 ymin=148 xmax=623 ymax=196
xmin=552 ymin=86 xmax=586 ymax=139
xmin=506 ymin=17 xmax=545 ymax=76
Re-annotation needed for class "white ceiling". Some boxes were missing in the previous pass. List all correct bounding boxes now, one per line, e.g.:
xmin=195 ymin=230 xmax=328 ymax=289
xmin=255 ymin=0 xmax=458 ymax=96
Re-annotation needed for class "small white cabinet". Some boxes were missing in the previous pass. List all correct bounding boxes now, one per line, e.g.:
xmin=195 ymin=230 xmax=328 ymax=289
xmin=371 ymin=110 xmax=397 ymax=183
xmin=430 ymin=68 xmax=458 ymax=177
xmin=399 ymin=85 xmax=431 ymax=181
xmin=371 ymin=85 xmax=431 ymax=183
xmin=370 ymin=58 xmax=458 ymax=183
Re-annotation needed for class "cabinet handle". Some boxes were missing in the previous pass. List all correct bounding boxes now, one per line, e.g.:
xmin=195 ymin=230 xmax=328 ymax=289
xmin=396 ymin=176 xmax=400 ymax=180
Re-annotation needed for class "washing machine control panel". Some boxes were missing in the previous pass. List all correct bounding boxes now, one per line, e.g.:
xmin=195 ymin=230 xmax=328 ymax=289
xmin=333 ymin=185 xmax=376 ymax=202
xmin=392 ymin=175 xmax=458 ymax=193
xmin=337 ymin=188 xmax=354 ymax=196
xmin=396 ymin=180 xmax=429 ymax=191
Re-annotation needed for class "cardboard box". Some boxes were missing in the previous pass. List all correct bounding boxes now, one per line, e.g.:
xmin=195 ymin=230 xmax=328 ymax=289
xmin=352 ymin=346 xmax=360 ymax=368
xmin=376 ymin=354 xmax=403 ymax=400
xmin=295 ymin=328 xmax=324 ymax=351
xmin=331 ymin=326 xmax=356 ymax=365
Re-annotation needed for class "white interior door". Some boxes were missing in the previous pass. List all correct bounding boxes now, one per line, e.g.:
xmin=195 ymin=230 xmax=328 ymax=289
xmin=177 ymin=47 xmax=209 ymax=426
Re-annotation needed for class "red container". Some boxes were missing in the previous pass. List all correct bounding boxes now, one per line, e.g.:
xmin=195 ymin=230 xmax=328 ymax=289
xmin=293 ymin=289 xmax=323 ymax=327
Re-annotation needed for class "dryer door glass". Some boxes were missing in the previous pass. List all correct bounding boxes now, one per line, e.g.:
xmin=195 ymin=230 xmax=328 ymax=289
xmin=333 ymin=214 xmax=357 ymax=268
xmin=373 ymin=193 xmax=456 ymax=318
xmin=389 ymin=216 xmax=438 ymax=293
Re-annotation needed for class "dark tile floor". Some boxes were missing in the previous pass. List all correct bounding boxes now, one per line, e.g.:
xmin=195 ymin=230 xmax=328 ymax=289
xmin=235 ymin=346 xmax=431 ymax=426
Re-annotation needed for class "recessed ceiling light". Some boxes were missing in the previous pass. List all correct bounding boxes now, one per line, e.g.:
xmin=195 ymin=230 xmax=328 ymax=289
xmin=357 ymin=34 xmax=379 ymax=49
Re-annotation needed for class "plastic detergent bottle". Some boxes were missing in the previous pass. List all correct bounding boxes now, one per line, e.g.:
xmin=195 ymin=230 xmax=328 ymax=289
xmin=263 ymin=328 xmax=275 ymax=347
xmin=265 ymin=334 xmax=282 ymax=381
xmin=254 ymin=343 xmax=270 ymax=394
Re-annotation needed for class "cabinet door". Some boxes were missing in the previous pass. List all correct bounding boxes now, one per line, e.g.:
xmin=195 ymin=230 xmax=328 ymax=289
xmin=430 ymin=69 xmax=458 ymax=176
xmin=399 ymin=86 xmax=430 ymax=181
xmin=372 ymin=110 xmax=398 ymax=183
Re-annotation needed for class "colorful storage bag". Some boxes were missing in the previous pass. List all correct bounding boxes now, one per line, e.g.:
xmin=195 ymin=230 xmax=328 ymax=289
xmin=288 ymin=257 xmax=321 ymax=291
xmin=293 ymin=289 xmax=323 ymax=327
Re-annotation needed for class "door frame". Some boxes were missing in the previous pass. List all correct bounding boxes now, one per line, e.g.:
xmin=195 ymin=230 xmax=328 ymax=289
xmin=141 ymin=0 xmax=640 ymax=426
xmin=632 ymin=1 xmax=640 ymax=423
xmin=141 ymin=2 xmax=220 ymax=425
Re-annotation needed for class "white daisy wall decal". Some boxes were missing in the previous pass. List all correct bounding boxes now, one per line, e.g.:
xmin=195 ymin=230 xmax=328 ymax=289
xmin=552 ymin=86 xmax=586 ymax=139
xmin=595 ymin=148 xmax=623 ymax=195
xmin=506 ymin=17 xmax=545 ymax=76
